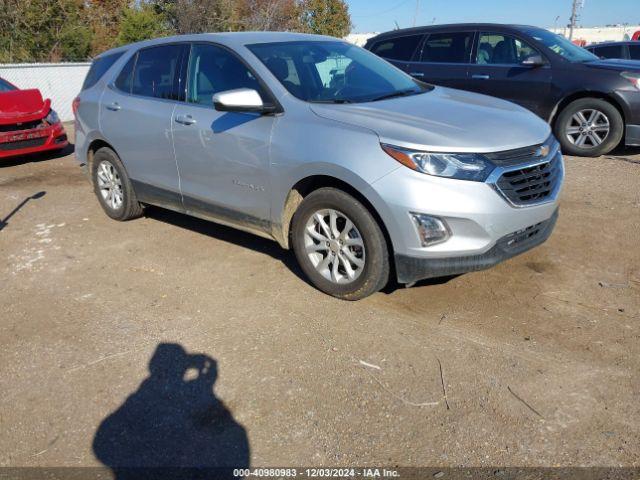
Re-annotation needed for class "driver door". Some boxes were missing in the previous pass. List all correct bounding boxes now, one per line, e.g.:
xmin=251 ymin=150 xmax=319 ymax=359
xmin=172 ymin=43 xmax=277 ymax=232
xmin=466 ymin=32 xmax=552 ymax=118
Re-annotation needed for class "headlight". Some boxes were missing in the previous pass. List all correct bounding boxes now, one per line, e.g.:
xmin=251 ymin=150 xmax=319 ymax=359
xmin=621 ymin=71 xmax=640 ymax=90
xmin=381 ymin=144 xmax=494 ymax=181
xmin=44 ymin=109 xmax=60 ymax=125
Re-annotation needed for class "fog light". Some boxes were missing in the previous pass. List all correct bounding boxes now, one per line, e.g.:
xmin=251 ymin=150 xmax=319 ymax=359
xmin=411 ymin=213 xmax=450 ymax=246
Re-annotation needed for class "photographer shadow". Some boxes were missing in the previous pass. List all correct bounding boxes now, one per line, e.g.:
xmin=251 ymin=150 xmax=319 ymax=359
xmin=93 ymin=343 xmax=249 ymax=479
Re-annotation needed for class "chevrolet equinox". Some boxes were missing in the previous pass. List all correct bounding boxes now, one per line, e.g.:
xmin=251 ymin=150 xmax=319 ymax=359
xmin=75 ymin=33 xmax=563 ymax=300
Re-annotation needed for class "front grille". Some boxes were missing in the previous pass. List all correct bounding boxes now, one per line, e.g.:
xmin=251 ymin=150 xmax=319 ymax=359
xmin=495 ymin=153 xmax=562 ymax=206
xmin=0 ymin=137 xmax=47 ymax=151
xmin=485 ymin=143 xmax=542 ymax=166
xmin=0 ymin=119 xmax=45 ymax=133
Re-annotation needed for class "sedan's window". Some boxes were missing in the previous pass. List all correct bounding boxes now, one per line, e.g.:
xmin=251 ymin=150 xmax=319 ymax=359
xmin=132 ymin=45 xmax=183 ymax=100
xmin=249 ymin=40 xmax=429 ymax=104
xmin=592 ymin=45 xmax=625 ymax=59
xmin=0 ymin=78 xmax=16 ymax=92
xmin=630 ymin=45 xmax=640 ymax=60
xmin=187 ymin=43 xmax=263 ymax=105
xmin=477 ymin=33 xmax=540 ymax=64
xmin=419 ymin=32 xmax=473 ymax=63
xmin=370 ymin=35 xmax=423 ymax=61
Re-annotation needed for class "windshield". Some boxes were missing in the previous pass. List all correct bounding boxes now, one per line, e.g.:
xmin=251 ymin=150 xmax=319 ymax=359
xmin=248 ymin=41 xmax=429 ymax=104
xmin=0 ymin=78 xmax=16 ymax=92
xmin=522 ymin=27 xmax=599 ymax=63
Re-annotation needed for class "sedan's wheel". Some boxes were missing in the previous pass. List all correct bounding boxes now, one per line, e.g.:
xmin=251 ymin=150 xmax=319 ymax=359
xmin=292 ymin=188 xmax=389 ymax=300
xmin=91 ymin=147 xmax=143 ymax=221
xmin=555 ymin=98 xmax=623 ymax=157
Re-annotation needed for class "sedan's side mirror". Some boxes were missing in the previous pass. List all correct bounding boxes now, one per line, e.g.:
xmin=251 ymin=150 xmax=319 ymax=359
xmin=521 ymin=54 xmax=546 ymax=67
xmin=212 ymin=88 xmax=274 ymax=114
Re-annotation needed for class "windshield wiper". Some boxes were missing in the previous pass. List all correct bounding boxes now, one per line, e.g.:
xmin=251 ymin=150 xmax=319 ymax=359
xmin=370 ymin=88 xmax=420 ymax=102
xmin=312 ymin=99 xmax=353 ymax=104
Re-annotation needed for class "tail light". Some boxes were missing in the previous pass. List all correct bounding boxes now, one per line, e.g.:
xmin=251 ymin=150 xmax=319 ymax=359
xmin=72 ymin=96 xmax=80 ymax=116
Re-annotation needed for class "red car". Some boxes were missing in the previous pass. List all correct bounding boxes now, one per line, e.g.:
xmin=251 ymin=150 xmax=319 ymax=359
xmin=0 ymin=77 xmax=68 ymax=159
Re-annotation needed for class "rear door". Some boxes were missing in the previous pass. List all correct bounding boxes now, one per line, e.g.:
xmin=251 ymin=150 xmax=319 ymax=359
xmin=100 ymin=43 xmax=189 ymax=207
xmin=466 ymin=32 xmax=552 ymax=118
xmin=405 ymin=31 xmax=474 ymax=88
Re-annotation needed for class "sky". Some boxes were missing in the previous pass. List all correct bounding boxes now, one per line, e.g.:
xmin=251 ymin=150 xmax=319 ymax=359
xmin=347 ymin=0 xmax=640 ymax=33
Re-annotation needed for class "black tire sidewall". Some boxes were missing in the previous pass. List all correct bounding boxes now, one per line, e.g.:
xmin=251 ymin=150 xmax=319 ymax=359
xmin=555 ymin=98 xmax=623 ymax=157
xmin=91 ymin=148 xmax=139 ymax=221
xmin=291 ymin=188 xmax=389 ymax=300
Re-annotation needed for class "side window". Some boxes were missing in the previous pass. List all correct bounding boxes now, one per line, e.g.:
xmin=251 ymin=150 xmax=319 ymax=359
xmin=629 ymin=45 xmax=640 ymax=60
xmin=0 ymin=78 xmax=16 ymax=92
xmin=420 ymin=32 xmax=473 ymax=63
xmin=114 ymin=53 xmax=136 ymax=93
xmin=476 ymin=33 xmax=539 ymax=65
xmin=82 ymin=51 xmax=124 ymax=90
xmin=132 ymin=44 xmax=184 ymax=100
xmin=592 ymin=45 xmax=625 ymax=59
xmin=370 ymin=35 xmax=423 ymax=61
xmin=187 ymin=43 xmax=262 ymax=106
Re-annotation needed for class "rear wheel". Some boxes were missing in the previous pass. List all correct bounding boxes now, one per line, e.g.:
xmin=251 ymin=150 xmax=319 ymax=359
xmin=555 ymin=98 xmax=623 ymax=157
xmin=91 ymin=147 xmax=143 ymax=221
xmin=291 ymin=188 xmax=389 ymax=300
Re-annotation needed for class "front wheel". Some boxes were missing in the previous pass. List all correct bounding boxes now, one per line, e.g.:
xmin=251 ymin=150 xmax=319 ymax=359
xmin=291 ymin=188 xmax=390 ymax=300
xmin=554 ymin=98 xmax=623 ymax=157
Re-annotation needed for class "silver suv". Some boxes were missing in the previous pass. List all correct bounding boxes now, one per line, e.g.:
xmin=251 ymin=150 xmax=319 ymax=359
xmin=74 ymin=32 xmax=563 ymax=300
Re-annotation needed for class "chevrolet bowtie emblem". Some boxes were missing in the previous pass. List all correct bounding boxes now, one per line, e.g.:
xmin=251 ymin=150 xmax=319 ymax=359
xmin=536 ymin=145 xmax=550 ymax=157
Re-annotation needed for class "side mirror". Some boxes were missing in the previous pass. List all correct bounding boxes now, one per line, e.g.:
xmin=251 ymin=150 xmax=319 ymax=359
xmin=521 ymin=54 xmax=546 ymax=67
xmin=212 ymin=88 xmax=274 ymax=113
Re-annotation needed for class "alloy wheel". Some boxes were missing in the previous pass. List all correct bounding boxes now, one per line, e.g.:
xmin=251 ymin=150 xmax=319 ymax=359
xmin=565 ymin=109 xmax=610 ymax=148
xmin=96 ymin=160 xmax=123 ymax=210
xmin=303 ymin=209 xmax=366 ymax=284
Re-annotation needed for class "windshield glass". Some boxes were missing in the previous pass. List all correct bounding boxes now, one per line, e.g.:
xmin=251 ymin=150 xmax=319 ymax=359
xmin=0 ymin=78 xmax=16 ymax=92
xmin=522 ymin=27 xmax=599 ymax=63
xmin=248 ymin=41 xmax=429 ymax=104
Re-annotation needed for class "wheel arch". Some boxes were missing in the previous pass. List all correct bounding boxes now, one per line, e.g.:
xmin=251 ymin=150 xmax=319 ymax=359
xmin=549 ymin=91 xmax=626 ymax=127
xmin=275 ymin=175 xmax=395 ymax=266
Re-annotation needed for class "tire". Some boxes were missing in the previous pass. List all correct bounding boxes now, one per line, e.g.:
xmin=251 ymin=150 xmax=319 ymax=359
xmin=554 ymin=98 xmax=623 ymax=157
xmin=91 ymin=147 xmax=143 ymax=221
xmin=291 ymin=188 xmax=390 ymax=300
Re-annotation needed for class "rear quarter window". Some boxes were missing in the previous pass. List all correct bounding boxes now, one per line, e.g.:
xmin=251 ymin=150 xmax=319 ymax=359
xmin=629 ymin=44 xmax=640 ymax=60
xmin=83 ymin=51 xmax=125 ymax=90
xmin=370 ymin=35 xmax=423 ymax=61
xmin=0 ymin=78 xmax=16 ymax=92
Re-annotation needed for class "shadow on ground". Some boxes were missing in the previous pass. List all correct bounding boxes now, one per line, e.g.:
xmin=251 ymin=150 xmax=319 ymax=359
xmin=93 ymin=343 xmax=249 ymax=479
xmin=145 ymin=206 xmax=308 ymax=284
xmin=0 ymin=191 xmax=46 ymax=232
xmin=0 ymin=142 xmax=74 ymax=169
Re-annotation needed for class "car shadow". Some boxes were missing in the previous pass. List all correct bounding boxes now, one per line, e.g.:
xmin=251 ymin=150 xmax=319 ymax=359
xmin=144 ymin=206 xmax=309 ymax=285
xmin=93 ymin=343 xmax=250 ymax=479
xmin=0 ymin=141 xmax=74 ymax=168
xmin=0 ymin=191 xmax=46 ymax=232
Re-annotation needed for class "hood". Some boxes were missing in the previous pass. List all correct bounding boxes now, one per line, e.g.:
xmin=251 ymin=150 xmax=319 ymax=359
xmin=584 ymin=58 xmax=640 ymax=72
xmin=309 ymin=87 xmax=550 ymax=153
xmin=0 ymin=89 xmax=51 ymax=125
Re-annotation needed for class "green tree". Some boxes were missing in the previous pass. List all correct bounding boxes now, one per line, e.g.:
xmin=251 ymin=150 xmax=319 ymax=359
xmin=299 ymin=0 xmax=351 ymax=38
xmin=116 ymin=5 xmax=172 ymax=45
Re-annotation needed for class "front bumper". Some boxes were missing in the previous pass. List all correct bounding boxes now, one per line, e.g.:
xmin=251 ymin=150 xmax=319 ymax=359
xmin=395 ymin=209 xmax=558 ymax=284
xmin=0 ymin=122 xmax=68 ymax=159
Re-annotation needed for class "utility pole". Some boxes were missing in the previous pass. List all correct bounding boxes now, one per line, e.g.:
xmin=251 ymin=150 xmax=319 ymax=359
xmin=568 ymin=0 xmax=584 ymax=40
xmin=412 ymin=0 xmax=420 ymax=27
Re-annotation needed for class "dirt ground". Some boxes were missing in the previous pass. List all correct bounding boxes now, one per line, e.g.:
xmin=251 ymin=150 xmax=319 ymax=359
xmin=1 ymin=123 xmax=639 ymax=471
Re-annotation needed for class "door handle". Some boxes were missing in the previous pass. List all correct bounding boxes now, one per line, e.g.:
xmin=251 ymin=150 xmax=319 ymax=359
xmin=472 ymin=74 xmax=490 ymax=80
xmin=410 ymin=72 xmax=425 ymax=78
xmin=105 ymin=102 xmax=121 ymax=111
xmin=175 ymin=114 xmax=196 ymax=126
